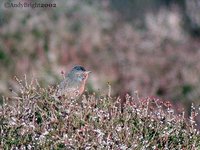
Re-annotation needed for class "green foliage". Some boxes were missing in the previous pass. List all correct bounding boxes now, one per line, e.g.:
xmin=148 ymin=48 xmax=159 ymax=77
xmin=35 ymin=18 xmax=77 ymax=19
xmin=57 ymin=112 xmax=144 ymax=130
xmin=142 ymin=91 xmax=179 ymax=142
xmin=1 ymin=77 xmax=199 ymax=149
xmin=0 ymin=50 xmax=6 ymax=60
xmin=182 ymin=84 xmax=193 ymax=96
xmin=0 ymin=50 xmax=11 ymax=66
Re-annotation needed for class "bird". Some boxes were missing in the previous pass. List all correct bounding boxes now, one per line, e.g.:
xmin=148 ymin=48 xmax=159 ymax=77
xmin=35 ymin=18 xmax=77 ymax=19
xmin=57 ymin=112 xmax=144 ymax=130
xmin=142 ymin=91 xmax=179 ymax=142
xmin=56 ymin=65 xmax=91 ymax=99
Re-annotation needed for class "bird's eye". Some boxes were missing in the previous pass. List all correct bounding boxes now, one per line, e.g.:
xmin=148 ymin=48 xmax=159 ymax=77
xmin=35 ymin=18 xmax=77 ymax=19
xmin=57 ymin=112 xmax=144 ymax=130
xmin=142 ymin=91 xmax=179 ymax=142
xmin=76 ymin=73 xmax=87 ymax=81
xmin=77 ymin=74 xmax=84 ymax=80
xmin=78 ymin=74 xmax=82 ymax=78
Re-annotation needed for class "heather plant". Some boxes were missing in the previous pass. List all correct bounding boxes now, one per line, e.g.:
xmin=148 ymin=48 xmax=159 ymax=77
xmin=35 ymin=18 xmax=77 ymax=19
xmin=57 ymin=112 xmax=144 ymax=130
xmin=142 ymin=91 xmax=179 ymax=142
xmin=1 ymin=77 xmax=199 ymax=149
xmin=1 ymin=0 xmax=200 ymax=108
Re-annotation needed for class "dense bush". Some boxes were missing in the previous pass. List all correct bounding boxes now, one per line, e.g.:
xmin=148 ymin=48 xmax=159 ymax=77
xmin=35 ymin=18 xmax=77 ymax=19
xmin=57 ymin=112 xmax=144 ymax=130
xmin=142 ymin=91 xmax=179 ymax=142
xmin=1 ymin=0 xmax=200 ymax=109
xmin=1 ymin=77 xmax=199 ymax=149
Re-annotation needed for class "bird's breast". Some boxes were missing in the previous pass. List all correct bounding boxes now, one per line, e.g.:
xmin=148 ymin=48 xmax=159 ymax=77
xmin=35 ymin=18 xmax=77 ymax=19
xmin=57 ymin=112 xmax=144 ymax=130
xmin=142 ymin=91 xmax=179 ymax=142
xmin=78 ymin=81 xmax=86 ymax=95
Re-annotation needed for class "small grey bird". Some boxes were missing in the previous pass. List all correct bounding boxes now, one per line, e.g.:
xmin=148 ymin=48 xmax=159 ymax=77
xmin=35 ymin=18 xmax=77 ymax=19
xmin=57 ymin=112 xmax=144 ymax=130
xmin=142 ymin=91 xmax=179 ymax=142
xmin=57 ymin=65 xmax=91 ymax=99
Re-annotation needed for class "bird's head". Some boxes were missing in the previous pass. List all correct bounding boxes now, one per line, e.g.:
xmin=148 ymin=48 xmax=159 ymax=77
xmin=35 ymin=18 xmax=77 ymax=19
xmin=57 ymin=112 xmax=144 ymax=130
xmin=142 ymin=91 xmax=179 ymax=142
xmin=68 ymin=65 xmax=91 ymax=82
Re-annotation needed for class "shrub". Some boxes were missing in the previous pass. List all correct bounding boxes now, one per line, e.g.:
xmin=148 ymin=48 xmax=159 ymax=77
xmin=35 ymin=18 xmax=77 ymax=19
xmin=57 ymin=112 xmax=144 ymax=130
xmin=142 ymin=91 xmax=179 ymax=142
xmin=1 ymin=77 xmax=199 ymax=149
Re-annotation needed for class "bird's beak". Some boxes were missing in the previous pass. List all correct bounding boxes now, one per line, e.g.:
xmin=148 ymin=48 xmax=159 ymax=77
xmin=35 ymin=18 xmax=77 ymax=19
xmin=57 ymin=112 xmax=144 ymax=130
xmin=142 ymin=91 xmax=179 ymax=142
xmin=85 ymin=71 xmax=91 ymax=74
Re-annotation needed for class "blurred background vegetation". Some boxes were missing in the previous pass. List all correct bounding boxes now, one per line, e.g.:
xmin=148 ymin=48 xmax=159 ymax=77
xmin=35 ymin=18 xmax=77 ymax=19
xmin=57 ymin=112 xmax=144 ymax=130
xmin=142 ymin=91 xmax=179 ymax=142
xmin=0 ymin=0 xmax=200 ymax=125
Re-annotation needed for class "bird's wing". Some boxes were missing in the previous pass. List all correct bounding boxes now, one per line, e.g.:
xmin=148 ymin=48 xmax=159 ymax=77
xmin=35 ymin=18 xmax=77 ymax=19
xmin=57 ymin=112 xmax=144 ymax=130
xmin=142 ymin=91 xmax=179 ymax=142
xmin=57 ymin=78 xmax=79 ymax=97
